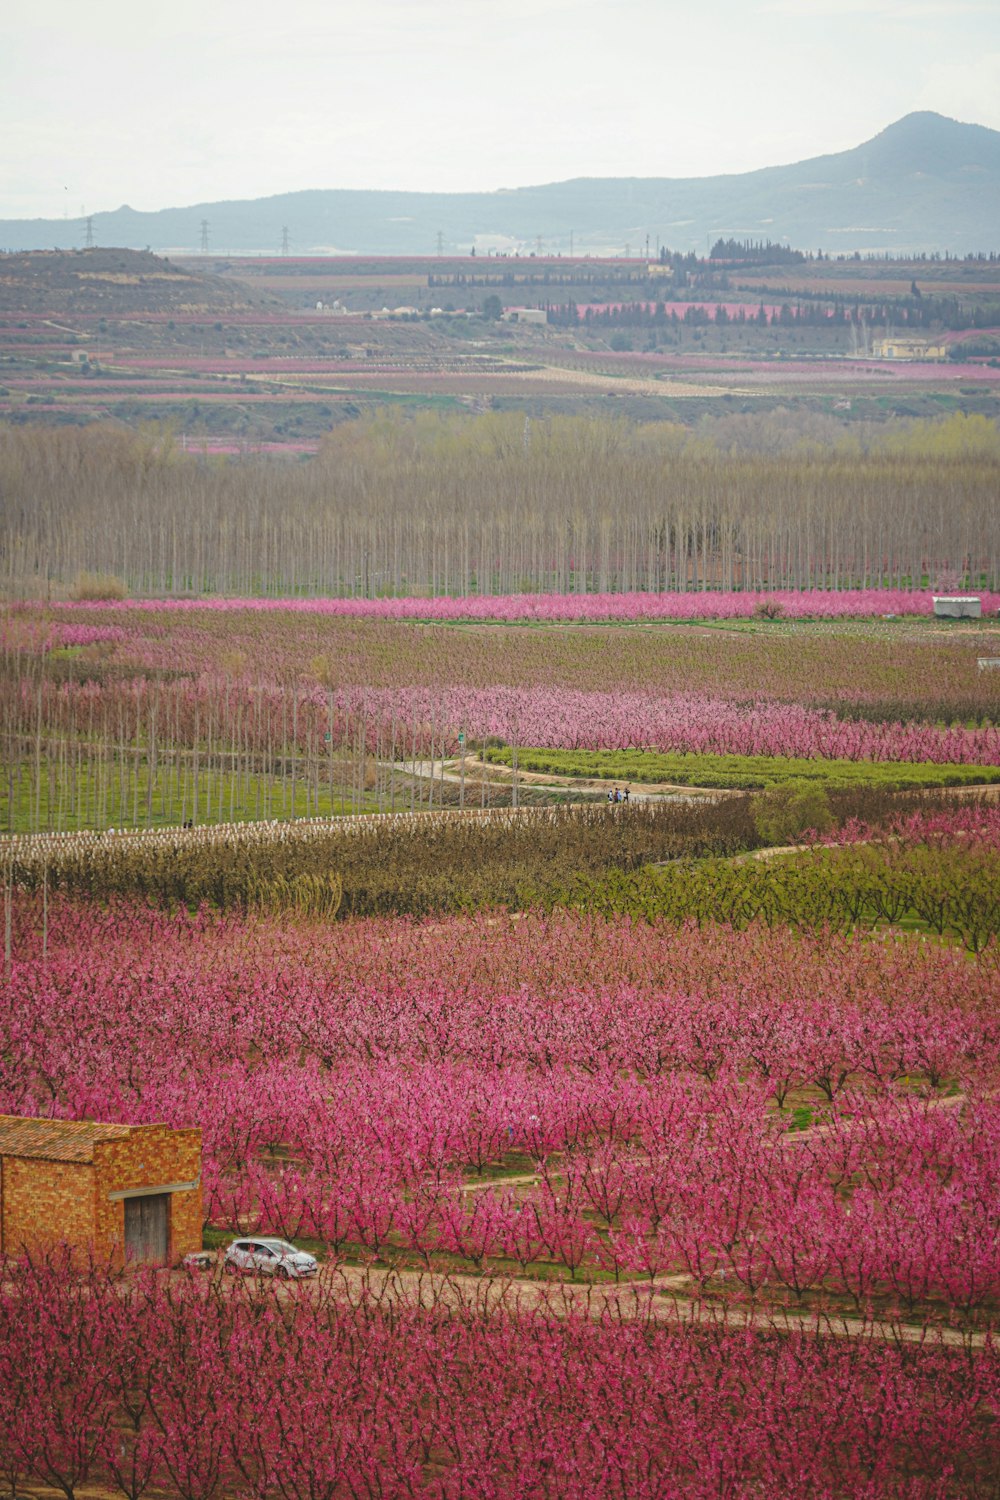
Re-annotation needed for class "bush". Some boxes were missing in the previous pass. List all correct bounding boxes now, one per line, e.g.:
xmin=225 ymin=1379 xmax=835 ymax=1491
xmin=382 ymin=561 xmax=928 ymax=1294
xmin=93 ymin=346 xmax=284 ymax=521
xmin=751 ymin=782 xmax=835 ymax=844
xmin=68 ymin=571 xmax=128 ymax=602
xmin=249 ymin=871 xmax=343 ymax=918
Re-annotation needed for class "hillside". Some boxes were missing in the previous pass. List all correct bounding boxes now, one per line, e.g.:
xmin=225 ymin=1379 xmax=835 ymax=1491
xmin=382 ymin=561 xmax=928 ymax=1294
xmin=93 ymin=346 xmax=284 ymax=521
xmin=0 ymin=248 xmax=272 ymax=314
xmin=0 ymin=114 xmax=998 ymax=258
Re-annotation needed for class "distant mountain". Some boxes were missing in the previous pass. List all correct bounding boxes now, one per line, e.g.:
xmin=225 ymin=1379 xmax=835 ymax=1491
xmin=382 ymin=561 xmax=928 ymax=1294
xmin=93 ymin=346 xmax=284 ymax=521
xmin=2 ymin=113 xmax=999 ymax=258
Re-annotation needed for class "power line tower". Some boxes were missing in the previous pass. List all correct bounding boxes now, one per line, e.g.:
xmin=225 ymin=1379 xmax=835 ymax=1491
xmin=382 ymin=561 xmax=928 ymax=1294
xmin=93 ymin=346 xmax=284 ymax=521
xmin=83 ymin=216 xmax=95 ymax=249
xmin=436 ymin=230 xmax=444 ymax=256
xmin=536 ymin=234 xmax=542 ymax=256
xmin=199 ymin=219 xmax=210 ymax=254
xmin=281 ymin=225 xmax=290 ymax=256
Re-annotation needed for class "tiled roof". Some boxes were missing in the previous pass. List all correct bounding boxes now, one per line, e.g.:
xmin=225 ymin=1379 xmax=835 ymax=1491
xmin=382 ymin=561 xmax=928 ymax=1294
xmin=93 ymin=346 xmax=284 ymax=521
xmin=0 ymin=1115 xmax=133 ymax=1163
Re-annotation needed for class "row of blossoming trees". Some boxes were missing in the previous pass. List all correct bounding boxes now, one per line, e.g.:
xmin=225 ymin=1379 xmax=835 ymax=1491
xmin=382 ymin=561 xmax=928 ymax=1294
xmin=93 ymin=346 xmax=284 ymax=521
xmin=2 ymin=875 xmax=1000 ymax=1494
xmin=3 ymin=1260 xmax=998 ymax=1500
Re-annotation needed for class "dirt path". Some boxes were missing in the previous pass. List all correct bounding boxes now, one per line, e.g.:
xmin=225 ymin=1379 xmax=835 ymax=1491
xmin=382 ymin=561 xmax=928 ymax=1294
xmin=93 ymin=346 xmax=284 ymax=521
xmin=398 ymin=755 xmax=1000 ymax=807
xmin=462 ymin=1171 xmax=540 ymax=1192
xmin=395 ymin=755 xmax=734 ymax=802
xmin=298 ymin=1262 xmax=991 ymax=1349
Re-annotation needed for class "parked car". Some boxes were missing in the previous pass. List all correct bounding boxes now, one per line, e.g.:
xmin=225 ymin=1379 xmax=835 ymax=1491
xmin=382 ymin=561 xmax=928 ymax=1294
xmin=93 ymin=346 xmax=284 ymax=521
xmin=223 ymin=1237 xmax=318 ymax=1279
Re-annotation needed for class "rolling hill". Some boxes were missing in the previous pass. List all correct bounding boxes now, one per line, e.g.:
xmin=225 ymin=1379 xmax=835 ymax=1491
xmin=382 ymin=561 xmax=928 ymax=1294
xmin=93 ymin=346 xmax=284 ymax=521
xmin=0 ymin=247 xmax=272 ymax=314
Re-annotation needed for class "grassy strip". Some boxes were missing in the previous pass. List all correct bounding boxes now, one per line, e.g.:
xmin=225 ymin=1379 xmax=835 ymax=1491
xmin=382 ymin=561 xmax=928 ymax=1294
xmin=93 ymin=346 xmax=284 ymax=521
xmin=483 ymin=747 xmax=1000 ymax=792
xmin=0 ymin=758 xmax=379 ymax=834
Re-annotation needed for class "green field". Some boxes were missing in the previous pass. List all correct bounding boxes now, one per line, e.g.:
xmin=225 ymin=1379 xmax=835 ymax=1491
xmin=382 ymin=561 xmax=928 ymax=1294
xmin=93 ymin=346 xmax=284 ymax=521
xmin=0 ymin=757 xmax=379 ymax=834
xmin=482 ymin=746 xmax=1000 ymax=792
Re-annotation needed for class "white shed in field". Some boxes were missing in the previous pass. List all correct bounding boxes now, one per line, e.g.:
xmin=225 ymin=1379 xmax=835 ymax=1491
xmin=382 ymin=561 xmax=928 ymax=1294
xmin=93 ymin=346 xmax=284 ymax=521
xmin=933 ymin=596 xmax=981 ymax=619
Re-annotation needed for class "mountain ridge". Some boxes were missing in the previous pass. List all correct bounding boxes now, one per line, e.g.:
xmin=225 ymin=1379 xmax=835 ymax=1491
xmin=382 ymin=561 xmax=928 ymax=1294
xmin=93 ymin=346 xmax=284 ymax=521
xmin=3 ymin=113 xmax=999 ymax=257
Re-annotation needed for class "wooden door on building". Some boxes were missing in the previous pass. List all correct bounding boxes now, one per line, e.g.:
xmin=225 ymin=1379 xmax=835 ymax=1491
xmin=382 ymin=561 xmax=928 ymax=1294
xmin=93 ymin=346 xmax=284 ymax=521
xmin=124 ymin=1192 xmax=169 ymax=1263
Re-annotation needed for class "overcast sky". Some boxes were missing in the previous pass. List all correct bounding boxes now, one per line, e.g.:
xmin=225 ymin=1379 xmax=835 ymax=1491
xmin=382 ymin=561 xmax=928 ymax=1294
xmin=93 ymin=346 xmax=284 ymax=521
xmin=4 ymin=0 xmax=1000 ymax=220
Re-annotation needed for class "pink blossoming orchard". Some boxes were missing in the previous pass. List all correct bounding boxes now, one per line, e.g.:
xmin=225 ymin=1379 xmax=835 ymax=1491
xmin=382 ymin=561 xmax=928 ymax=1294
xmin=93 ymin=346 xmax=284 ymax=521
xmin=2 ymin=590 xmax=1000 ymax=1497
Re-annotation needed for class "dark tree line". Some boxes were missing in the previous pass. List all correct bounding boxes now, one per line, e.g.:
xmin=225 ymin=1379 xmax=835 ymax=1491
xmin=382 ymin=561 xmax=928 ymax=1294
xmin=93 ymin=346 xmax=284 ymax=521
xmin=545 ymin=297 xmax=1000 ymax=331
xmin=709 ymin=239 xmax=807 ymax=265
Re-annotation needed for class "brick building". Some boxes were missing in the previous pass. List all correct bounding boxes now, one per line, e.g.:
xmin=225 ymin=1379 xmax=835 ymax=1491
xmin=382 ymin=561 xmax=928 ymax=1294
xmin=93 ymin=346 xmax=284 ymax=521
xmin=0 ymin=1116 xmax=201 ymax=1266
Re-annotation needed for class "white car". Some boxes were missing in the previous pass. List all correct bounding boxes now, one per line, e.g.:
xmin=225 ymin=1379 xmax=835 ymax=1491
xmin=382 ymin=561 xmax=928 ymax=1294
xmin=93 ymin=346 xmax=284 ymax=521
xmin=223 ymin=1237 xmax=318 ymax=1279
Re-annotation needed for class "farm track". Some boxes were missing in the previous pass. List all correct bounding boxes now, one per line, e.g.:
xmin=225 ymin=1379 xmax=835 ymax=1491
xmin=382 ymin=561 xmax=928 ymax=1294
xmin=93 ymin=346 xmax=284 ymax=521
xmin=225 ymin=1262 xmax=993 ymax=1349
xmin=393 ymin=755 xmax=729 ymax=801
xmin=396 ymin=756 xmax=1000 ymax=803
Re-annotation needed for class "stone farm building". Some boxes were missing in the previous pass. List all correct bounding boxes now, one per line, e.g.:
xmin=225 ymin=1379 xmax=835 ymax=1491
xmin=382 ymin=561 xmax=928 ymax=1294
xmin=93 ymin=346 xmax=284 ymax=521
xmin=871 ymin=335 xmax=948 ymax=361
xmin=0 ymin=1116 xmax=201 ymax=1265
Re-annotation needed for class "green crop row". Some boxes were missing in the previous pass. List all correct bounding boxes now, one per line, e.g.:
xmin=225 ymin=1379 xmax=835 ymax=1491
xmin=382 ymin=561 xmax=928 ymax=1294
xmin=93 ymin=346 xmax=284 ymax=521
xmin=549 ymin=842 xmax=1000 ymax=953
xmin=482 ymin=747 xmax=1000 ymax=792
